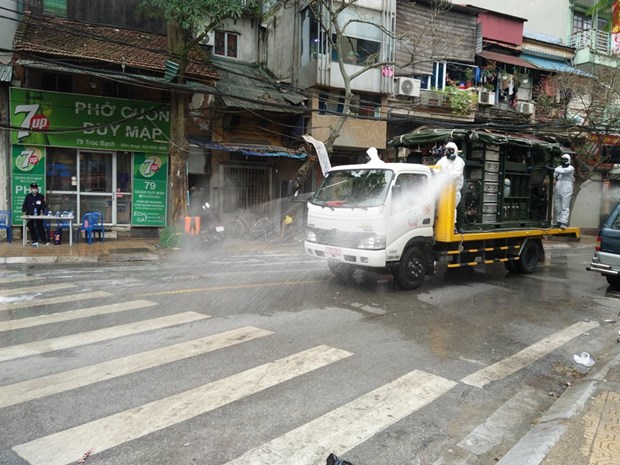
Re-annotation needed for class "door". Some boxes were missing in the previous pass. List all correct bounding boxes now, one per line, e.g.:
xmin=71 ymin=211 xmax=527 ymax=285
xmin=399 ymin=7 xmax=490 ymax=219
xmin=79 ymin=151 xmax=114 ymax=224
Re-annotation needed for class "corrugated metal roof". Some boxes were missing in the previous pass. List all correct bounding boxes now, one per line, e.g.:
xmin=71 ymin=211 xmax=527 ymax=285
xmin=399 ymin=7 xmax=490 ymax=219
xmin=523 ymin=30 xmax=565 ymax=46
xmin=211 ymin=56 xmax=306 ymax=114
xmin=520 ymin=54 xmax=592 ymax=76
xmin=478 ymin=50 xmax=536 ymax=69
xmin=0 ymin=63 xmax=12 ymax=82
xmin=188 ymin=137 xmax=307 ymax=159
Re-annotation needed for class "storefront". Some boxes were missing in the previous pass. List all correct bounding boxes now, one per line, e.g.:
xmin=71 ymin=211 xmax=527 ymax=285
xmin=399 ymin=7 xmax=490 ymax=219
xmin=9 ymin=88 xmax=170 ymax=228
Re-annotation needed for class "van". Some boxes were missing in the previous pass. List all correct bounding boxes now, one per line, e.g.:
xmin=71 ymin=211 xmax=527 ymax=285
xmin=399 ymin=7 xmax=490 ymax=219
xmin=587 ymin=200 xmax=620 ymax=289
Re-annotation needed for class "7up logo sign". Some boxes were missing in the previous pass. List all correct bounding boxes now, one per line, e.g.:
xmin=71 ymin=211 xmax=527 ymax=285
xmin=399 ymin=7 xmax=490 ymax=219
xmin=139 ymin=157 xmax=161 ymax=178
xmin=15 ymin=148 xmax=43 ymax=172
xmin=15 ymin=104 xmax=50 ymax=139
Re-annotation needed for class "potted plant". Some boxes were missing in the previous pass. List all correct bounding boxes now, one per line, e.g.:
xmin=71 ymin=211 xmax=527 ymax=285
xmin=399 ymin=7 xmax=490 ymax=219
xmin=444 ymin=86 xmax=476 ymax=115
xmin=464 ymin=67 xmax=474 ymax=87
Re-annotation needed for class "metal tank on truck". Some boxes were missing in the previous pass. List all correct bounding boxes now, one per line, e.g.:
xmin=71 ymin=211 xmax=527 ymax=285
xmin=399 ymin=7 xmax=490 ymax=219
xmin=300 ymin=129 xmax=580 ymax=290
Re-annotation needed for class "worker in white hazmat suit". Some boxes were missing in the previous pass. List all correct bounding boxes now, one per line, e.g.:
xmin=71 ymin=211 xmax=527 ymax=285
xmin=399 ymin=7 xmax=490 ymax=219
xmin=437 ymin=141 xmax=465 ymax=233
xmin=553 ymin=153 xmax=575 ymax=229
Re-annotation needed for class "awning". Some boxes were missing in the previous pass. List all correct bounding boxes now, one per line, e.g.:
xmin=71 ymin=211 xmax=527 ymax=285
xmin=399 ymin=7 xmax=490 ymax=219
xmin=188 ymin=137 xmax=307 ymax=160
xmin=477 ymin=50 xmax=536 ymax=69
xmin=388 ymin=128 xmax=568 ymax=154
xmin=520 ymin=53 xmax=592 ymax=76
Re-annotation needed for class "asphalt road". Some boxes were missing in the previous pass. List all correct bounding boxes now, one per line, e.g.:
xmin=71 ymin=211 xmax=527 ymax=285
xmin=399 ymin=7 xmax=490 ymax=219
xmin=0 ymin=240 xmax=618 ymax=465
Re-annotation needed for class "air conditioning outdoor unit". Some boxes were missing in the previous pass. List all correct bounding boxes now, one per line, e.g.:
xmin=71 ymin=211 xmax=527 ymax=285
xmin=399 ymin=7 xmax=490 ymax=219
xmin=516 ymin=102 xmax=535 ymax=114
xmin=200 ymin=30 xmax=215 ymax=46
xmin=478 ymin=90 xmax=495 ymax=105
xmin=395 ymin=77 xmax=421 ymax=97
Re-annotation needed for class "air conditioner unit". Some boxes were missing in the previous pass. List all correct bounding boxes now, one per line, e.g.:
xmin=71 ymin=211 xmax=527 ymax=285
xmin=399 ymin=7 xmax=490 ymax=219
xmin=478 ymin=90 xmax=495 ymax=105
xmin=395 ymin=77 xmax=421 ymax=97
xmin=516 ymin=102 xmax=535 ymax=114
xmin=200 ymin=30 xmax=215 ymax=46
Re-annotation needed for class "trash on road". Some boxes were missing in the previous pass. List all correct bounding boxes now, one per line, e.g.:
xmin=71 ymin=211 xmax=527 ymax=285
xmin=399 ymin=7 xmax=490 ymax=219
xmin=573 ymin=352 xmax=595 ymax=367
xmin=77 ymin=448 xmax=94 ymax=463
xmin=326 ymin=452 xmax=354 ymax=465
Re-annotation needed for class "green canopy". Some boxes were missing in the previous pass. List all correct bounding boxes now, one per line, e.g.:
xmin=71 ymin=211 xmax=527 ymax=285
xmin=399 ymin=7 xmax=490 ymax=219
xmin=388 ymin=128 xmax=568 ymax=154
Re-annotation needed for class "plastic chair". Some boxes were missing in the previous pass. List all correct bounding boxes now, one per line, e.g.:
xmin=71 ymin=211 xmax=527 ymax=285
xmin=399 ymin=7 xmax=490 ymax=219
xmin=0 ymin=210 xmax=12 ymax=243
xmin=76 ymin=212 xmax=105 ymax=245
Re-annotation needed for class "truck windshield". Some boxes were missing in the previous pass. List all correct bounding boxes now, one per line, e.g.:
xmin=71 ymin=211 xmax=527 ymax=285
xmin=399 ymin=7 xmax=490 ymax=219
xmin=311 ymin=169 xmax=393 ymax=208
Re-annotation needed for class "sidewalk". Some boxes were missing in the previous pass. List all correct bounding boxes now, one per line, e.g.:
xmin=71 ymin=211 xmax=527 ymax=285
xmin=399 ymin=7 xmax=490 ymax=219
xmin=499 ymin=348 xmax=620 ymax=465
xmin=0 ymin=237 xmax=162 ymax=264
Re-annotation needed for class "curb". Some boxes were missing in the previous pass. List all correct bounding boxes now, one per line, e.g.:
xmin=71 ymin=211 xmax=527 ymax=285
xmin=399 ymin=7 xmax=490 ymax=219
xmin=497 ymin=349 xmax=620 ymax=465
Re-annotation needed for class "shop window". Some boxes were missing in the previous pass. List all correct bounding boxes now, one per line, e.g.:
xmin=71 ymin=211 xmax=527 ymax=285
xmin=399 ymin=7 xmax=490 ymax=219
xmin=47 ymin=147 xmax=77 ymax=192
xmin=214 ymin=31 xmax=238 ymax=58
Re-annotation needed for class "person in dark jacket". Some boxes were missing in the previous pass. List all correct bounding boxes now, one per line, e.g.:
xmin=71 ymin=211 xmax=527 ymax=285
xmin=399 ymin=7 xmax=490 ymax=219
xmin=22 ymin=182 xmax=49 ymax=246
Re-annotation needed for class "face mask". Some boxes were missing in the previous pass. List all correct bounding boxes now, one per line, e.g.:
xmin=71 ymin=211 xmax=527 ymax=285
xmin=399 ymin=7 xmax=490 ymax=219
xmin=30 ymin=189 xmax=38 ymax=194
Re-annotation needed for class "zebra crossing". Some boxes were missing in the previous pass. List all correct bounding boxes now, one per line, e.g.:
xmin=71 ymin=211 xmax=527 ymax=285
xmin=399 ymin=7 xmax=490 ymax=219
xmin=0 ymin=270 xmax=598 ymax=465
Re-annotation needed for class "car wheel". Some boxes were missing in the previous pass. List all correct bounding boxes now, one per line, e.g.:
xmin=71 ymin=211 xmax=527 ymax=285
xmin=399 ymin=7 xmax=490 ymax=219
xmin=518 ymin=240 xmax=540 ymax=274
xmin=394 ymin=246 xmax=426 ymax=290
xmin=606 ymin=275 xmax=620 ymax=289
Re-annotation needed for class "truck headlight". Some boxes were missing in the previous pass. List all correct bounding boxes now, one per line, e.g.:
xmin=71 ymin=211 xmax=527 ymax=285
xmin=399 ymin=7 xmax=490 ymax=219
xmin=357 ymin=234 xmax=385 ymax=250
xmin=306 ymin=230 xmax=317 ymax=242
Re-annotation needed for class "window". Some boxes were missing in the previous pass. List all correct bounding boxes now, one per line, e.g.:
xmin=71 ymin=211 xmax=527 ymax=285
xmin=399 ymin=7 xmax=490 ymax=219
xmin=573 ymin=12 xmax=592 ymax=33
xmin=214 ymin=31 xmax=238 ymax=58
xmin=41 ymin=72 xmax=71 ymax=92
xmin=44 ymin=0 xmax=66 ymax=16
xmin=332 ymin=34 xmax=381 ymax=66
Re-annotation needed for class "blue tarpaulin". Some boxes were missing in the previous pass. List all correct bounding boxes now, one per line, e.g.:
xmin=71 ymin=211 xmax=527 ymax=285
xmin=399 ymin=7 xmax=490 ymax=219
xmin=520 ymin=54 xmax=592 ymax=77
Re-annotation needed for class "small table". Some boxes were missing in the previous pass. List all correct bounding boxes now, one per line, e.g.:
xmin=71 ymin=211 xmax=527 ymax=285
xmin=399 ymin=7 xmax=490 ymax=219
xmin=22 ymin=215 xmax=74 ymax=246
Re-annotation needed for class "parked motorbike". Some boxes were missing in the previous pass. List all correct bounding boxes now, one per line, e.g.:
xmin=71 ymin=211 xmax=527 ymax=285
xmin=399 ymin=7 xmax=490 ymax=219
xmin=200 ymin=202 xmax=225 ymax=243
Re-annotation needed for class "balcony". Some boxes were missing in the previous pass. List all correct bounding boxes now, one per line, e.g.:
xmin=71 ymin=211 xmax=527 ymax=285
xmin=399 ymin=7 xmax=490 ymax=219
xmin=569 ymin=29 xmax=610 ymax=54
xmin=568 ymin=29 xmax=620 ymax=67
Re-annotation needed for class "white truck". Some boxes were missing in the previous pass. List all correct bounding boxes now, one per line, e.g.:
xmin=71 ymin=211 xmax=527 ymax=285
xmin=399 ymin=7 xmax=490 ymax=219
xmin=302 ymin=130 xmax=580 ymax=290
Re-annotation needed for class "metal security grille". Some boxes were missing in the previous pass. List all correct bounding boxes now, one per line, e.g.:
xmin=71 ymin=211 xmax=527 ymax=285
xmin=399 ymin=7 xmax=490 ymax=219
xmin=219 ymin=165 xmax=272 ymax=215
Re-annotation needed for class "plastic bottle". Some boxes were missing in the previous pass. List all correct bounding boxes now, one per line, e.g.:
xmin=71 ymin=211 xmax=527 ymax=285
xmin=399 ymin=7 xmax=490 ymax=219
xmin=34 ymin=208 xmax=38 ymax=215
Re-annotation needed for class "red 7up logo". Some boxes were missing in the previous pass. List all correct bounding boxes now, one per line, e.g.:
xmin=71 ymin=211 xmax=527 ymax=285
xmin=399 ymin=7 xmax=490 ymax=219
xmin=14 ymin=104 xmax=50 ymax=138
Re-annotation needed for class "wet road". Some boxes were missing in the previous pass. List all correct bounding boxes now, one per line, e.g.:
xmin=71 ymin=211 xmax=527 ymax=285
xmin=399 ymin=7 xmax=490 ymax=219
xmin=0 ymin=240 xmax=618 ymax=465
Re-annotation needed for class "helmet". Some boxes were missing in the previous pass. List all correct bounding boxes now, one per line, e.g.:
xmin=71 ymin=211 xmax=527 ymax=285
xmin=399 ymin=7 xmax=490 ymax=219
xmin=29 ymin=182 xmax=39 ymax=189
xmin=561 ymin=154 xmax=571 ymax=164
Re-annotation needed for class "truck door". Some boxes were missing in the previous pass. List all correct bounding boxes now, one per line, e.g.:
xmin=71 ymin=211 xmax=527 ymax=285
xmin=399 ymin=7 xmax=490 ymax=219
xmin=388 ymin=173 xmax=434 ymax=246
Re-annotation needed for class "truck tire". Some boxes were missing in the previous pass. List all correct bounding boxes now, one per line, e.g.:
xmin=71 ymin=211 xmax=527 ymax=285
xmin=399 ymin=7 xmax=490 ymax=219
xmin=606 ymin=275 xmax=620 ymax=289
xmin=504 ymin=259 xmax=519 ymax=273
xmin=517 ymin=240 xmax=540 ymax=274
xmin=328 ymin=261 xmax=355 ymax=281
xmin=394 ymin=246 xmax=426 ymax=290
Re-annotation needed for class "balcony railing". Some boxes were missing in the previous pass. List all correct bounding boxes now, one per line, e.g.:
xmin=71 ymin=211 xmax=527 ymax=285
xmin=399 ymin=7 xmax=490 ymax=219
xmin=569 ymin=29 xmax=611 ymax=54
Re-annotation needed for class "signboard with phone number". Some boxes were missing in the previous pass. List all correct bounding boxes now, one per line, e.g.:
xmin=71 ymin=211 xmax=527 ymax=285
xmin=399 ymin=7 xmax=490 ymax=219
xmin=10 ymin=145 xmax=46 ymax=225
xmin=132 ymin=153 xmax=168 ymax=227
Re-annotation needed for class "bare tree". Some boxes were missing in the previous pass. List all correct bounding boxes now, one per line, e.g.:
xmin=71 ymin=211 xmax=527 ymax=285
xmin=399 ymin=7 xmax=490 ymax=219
xmin=534 ymin=67 xmax=620 ymax=213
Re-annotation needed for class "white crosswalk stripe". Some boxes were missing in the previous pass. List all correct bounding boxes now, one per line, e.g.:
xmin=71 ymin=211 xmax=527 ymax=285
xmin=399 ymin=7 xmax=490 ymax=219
xmin=0 ymin=311 xmax=209 ymax=362
xmin=0 ymin=290 xmax=112 ymax=311
xmin=0 ymin=300 xmax=157 ymax=332
xmin=460 ymin=320 xmax=599 ymax=388
xmin=225 ymin=370 xmax=457 ymax=465
xmin=0 ymin=326 xmax=273 ymax=408
xmin=12 ymin=345 xmax=353 ymax=465
xmin=0 ymin=275 xmax=45 ymax=284
xmin=0 ymin=283 xmax=76 ymax=297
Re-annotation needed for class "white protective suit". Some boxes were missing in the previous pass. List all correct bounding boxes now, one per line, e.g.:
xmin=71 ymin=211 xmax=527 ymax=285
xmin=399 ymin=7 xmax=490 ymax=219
xmin=553 ymin=153 xmax=575 ymax=227
xmin=437 ymin=142 xmax=465 ymax=206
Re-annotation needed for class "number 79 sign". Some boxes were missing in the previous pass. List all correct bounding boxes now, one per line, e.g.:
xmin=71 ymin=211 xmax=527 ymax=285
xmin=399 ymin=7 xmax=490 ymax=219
xmin=132 ymin=153 xmax=168 ymax=227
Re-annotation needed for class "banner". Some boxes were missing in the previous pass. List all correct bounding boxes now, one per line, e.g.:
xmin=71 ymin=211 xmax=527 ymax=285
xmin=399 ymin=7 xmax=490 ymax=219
xmin=132 ymin=153 xmax=168 ymax=226
xmin=10 ymin=88 xmax=170 ymax=154
xmin=613 ymin=1 xmax=620 ymax=54
xmin=11 ymin=145 xmax=46 ymax=225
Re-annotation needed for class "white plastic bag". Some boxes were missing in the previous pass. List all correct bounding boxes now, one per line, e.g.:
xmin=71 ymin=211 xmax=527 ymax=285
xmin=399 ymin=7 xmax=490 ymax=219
xmin=573 ymin=352 xmax=595 ymax=367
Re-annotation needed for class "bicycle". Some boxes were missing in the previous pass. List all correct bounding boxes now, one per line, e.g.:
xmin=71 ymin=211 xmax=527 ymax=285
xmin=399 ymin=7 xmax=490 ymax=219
xmin=226 ymin=210 xmax=274 ymax=240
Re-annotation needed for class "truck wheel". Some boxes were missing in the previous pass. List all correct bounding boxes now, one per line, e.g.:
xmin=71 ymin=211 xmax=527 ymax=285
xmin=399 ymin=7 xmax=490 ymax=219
xmin=606 ymin=275 xmax=620 ymax=289
xmin=518 ymin=240 xmax=540 ymax=274
xmin=328 ymin=261 xmax=355 ymax=280
xmin=394 ymin=246 xmax=426 ymax=290
xmin=504 ymin=260 xmax=518 ymax=273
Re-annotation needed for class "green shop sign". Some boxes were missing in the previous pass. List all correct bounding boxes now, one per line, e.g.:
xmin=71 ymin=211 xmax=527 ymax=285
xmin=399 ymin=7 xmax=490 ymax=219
xmin=11 ymin=145 xmax=46 ymax=225
xmin=10 ymin=88 xmax=170 ymax=154
xmin=132 ymin=153 xmax=168 ymax=227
